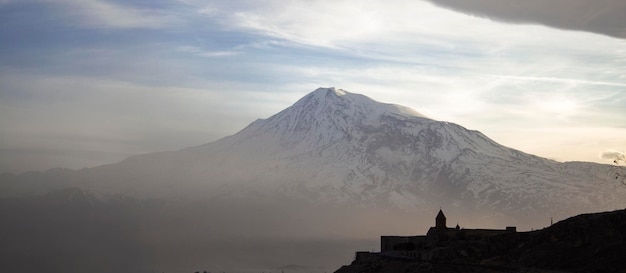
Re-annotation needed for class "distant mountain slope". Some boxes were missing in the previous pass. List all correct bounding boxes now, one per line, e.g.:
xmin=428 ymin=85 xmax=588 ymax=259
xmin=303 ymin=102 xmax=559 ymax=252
xmin=2 ymin=87 xmax=626 ymax=226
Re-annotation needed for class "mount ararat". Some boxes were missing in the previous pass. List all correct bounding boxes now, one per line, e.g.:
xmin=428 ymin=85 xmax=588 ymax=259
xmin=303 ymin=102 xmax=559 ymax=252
xmin=2 ymin=87 xmax=625 ymax=272
xmin=6 ymin=88 xmax=624 ymax=218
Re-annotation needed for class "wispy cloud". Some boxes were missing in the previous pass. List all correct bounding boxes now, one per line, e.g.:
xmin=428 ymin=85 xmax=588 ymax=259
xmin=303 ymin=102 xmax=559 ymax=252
xmin=486 ymin=75 xmax=626 ymax=88
xmin=176 ymin=46 xmax=241 ymax=57
xmin=207 ymin=0 xmax=480 ymax=49
xmin=72 ymin=0 xmax=180 ymax=29
xmin=3 ymin=0 xmax=180 ymax=29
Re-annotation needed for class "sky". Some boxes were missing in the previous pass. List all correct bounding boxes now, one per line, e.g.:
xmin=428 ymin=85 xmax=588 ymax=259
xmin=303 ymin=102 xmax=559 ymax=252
xmin=0 ymin=0 xmax=625 ymax=174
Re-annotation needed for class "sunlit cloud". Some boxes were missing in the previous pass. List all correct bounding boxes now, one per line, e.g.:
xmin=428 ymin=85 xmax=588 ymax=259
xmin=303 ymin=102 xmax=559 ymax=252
xmin=487 ymin=75 xmax=626 ymax=88
xmin=176 ymin=46 xmax=241 ymax=57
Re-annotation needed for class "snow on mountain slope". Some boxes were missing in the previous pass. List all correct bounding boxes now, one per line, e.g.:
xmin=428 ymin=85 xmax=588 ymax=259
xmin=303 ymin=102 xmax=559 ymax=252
xmin=4 ymin=87 xmax=625 ymax=223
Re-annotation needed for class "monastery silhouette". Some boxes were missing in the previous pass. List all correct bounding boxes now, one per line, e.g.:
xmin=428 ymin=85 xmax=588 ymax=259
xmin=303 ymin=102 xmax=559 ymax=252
xmin=358 ymin=209 xmax=516 ymax=261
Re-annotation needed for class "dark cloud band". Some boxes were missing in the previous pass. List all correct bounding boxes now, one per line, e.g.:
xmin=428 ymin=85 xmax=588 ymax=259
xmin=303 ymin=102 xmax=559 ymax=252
xmin=425 ymin=0 xmax=626 ymax=39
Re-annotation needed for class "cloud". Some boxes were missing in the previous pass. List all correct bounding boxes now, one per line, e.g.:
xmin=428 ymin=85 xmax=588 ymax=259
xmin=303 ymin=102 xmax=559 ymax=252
xmin=600 ymin=150 xmax=626 ymax=164
xmin=1 ymin=0 xmax=179 ymax=29
xmin=212 ymin=0 xmax=488 ymax=49
xmin=176 ymin=46 xmax=241 ymax=57
xmin=67 ymin=0 xmax=181 ymax=29
xmin=199 ymin=0 xmax=626 ymax=66
xmin=487 ymin=75 xmax=626 ymax=88
xmin=424 ymin=0 xmax=626 ymax=39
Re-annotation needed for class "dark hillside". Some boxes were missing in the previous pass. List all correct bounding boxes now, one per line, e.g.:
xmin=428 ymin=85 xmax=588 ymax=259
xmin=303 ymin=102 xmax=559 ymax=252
xmin=506 ymin=209 xmax=626 ymax=272
xmin=336 ymin=209 xmax=626 ymax=273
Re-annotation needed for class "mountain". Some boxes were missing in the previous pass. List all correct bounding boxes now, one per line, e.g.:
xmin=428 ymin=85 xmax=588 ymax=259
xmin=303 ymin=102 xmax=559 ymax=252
xmin=2 ymin=87 xmax=626 ymax=272
xmin=3 ymin=87 xmax=626 ymax=222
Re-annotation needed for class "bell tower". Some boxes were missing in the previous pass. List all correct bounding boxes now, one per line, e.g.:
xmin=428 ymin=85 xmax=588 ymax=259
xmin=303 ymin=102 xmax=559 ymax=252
xmin=436 ymin=209 xmax=447 ymax=229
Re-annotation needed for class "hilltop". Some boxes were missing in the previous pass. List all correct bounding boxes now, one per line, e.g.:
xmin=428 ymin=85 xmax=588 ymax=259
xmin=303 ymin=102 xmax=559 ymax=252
xmin=335 ymin=208 xmax=626 ymax=273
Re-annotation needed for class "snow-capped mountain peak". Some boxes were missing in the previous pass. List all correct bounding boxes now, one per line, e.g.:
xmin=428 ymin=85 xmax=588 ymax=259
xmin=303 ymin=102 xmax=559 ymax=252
xmin=186 ymin=88 xmax=626 ymax=217
xmin=4 ymin=87 xmax=625 ymax=230
xmin=291 ymin=87 xmax=427 ymax=121
xmin=232 ymin=87 xmax=430 ymax=149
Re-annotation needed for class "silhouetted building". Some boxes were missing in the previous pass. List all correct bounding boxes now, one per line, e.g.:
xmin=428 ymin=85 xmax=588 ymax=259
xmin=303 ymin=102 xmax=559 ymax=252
xmin=379 ymin=209 xmax=516 ymax=260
